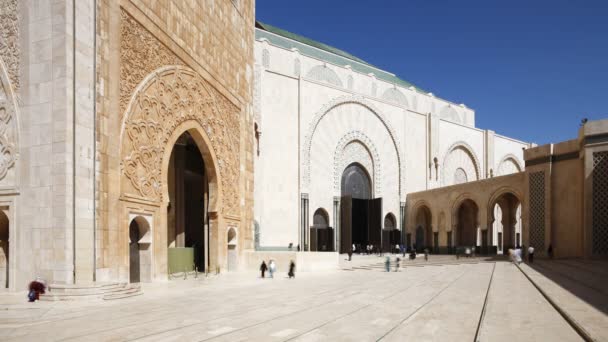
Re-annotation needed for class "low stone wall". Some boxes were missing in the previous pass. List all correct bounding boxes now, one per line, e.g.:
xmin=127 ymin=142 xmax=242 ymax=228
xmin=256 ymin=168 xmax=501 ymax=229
xmin=241 ymin=251 xmax=339 ymax=273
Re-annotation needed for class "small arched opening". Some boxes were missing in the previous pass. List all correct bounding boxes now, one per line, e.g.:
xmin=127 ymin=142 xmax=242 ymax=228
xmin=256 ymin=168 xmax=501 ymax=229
xmin=311 ymin=208 xmax=333 ymax=252
xmin=456 ymin=199 xmax=479 ymax=248
xmin=0 ymin=211 xmax=8 ymax=288
xmin=414 ymin=205 xmax=432 ymax=250
xmin=129 ymin=215 xmax=151 ymax=283
xmin=227 ymin=228 xmax=238 ymax=272
xmin=491 ymin=192 xmax=522 ymax=253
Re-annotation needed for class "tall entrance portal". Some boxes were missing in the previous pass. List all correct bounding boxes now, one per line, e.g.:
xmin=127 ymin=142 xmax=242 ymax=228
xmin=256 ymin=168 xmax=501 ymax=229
xmin=339 ymin=163 xmax=382 ymax=253
xmin=167 ymin=132 xmax=208 ymax=273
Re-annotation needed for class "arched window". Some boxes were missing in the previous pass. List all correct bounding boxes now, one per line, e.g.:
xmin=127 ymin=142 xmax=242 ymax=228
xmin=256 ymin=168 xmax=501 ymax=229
xmin=313 ymin=208 xmax=329 ymax=228
xmin=384 ymin=213 xmax=396 ymax=229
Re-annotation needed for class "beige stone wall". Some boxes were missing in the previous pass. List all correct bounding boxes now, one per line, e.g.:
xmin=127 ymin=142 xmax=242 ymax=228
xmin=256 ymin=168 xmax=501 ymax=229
xmin=95 ymin=0 xmax=255 ymax=282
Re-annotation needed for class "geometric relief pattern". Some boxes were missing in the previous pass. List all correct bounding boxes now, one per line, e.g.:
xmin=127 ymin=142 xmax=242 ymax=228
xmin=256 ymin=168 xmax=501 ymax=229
xmin=0 ymin=67 xmax=15 ymax=181
xmin=496 ymin=155 xmax=523 ymax=176
xmin=306 ymin=65 xmax=343 ymax=87
xmin=592 ymin=152 xmax=608 ymax=255
xmin=439 ymin=105 xmax=461 ymax=124
xmin=441 ymin=142 xmax=480 ymax=186
xmin=0 ymin=0 xmax=20 ymax=93
xmin=529 ymin=171 xmax=545 ymax=250
xmin=121 ymin=66 xmax=240 ymax=216
xmin=333 ymin=131 xmax=381 ymax=196
xmin=454 ymin=168 xmax=468 ymax=185
xmin=303 ymin=95 xmax=404 ymax=198
xmin=381 ymin=88 xmax=409 ymax=108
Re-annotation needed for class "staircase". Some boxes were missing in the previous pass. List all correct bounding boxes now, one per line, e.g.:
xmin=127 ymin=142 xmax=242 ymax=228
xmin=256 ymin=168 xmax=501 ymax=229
xmin=40 ymin=282 xmax=143 ymax=301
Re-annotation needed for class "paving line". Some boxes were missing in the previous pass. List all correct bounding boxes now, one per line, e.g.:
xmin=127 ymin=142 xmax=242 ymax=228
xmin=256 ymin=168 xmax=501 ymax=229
xmin=282 ymin=267 xmax=462 ymax=342
xmin=122 ymin=270 xmax=416 ymax=342
xmin=58 ymin=277 xmax=372 ymax=342
xmin=375 ymin=266 xmax=473 ymax=341
xmin=473 ymin=262 xmax=496 ymax=342
xmin=515 ymin=263 xmax=595 ymax=342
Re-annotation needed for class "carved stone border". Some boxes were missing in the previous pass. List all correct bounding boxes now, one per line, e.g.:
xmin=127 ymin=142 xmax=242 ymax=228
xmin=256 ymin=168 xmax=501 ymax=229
xmin=441 ymin=141 xmax=482 ymax=186
xmin=496 ymin=153 xmax=524 ymax=175
xmin=302 ymin=95 xmax=404 ymax=198
xmin=333 ymin=131 xmax=381 ymax=197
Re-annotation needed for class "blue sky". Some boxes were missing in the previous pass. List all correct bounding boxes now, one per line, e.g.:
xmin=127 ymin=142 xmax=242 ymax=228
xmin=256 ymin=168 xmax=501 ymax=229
xmin=255 ymin=0 xmax=608 ymax=145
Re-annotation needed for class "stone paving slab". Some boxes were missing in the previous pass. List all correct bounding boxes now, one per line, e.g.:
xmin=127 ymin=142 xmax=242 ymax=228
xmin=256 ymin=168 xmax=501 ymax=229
xmin=479 ymin=262 xmax=581 ymax=342
xmin=0 ymin=262 xmax=598 ymax=342
xmin=519 ymin=262 xmax=608 ymax=341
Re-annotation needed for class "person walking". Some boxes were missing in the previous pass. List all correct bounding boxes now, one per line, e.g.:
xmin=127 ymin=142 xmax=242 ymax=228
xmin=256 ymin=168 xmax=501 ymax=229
xmin=394 ymin=257 xmax=400 ymax=272
xmin=288 ymin=260 xmax=296 ymax=278
xmin=260 ymin=261 xmax=267 ymax=278
xmin=348 ymin=248 xmax=353 ymax=261
xmin=515 ymin=246 xmax=523 ymax=264
xmin=424 ymin=248 xmax=429 ymax=261
xmin=385 ymin=256 xmax=391 ymax=272
xmin=528 ymin=245 xmax=535 ymax=263
xmin=352 ymin=244 xmax=356 ymax=255
xmin=269 ymin=259 xmax=276 ymax=278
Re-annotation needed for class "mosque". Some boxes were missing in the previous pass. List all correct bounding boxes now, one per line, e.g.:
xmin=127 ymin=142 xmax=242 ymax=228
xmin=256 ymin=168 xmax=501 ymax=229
xmin=0 ymin=0 xmax=605 ymax=293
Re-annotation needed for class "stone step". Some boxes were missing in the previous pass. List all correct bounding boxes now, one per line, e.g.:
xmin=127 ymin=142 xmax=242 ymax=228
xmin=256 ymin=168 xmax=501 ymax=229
xmin=103 ymin=287 xmax=143 ymax=301
xmin=40 ymin=283 xmax=142 ymax=302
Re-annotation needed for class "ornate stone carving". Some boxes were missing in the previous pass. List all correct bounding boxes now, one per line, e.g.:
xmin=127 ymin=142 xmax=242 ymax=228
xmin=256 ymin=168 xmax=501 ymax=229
xmin=347 ymin=75 xmax=353 ymax=90
xmin=381 ymin=88 xmax=409 ymax=108
xmin=592 ymin=152 xmax=608 ymax=255
xmin=496 ymin=154 xmax=523 ymax=176
xmin=441 ymin=141 xmax=481 ymax=186
xmin=121 ymin=66 xmax=240 ymax=217
xmin=453 ymin=167 xmax=468 ymax=184
xmin=262 ymin=49 xmax=270 ymax=69
xmin=529 ymin=171 xmax=545 ymax=250
xmin=305 ymin=65 xmax=343 ymax=87
xmin=303 ymin=95 xmax=404 ymax=198
xmin=120 ymin=10 xmax=184 ymax=113
xmin=0 ymin=0 xmax=19 ymax=94
xmin=333 ymin=131 xmax=381 ymax=196
xmin=0 ymin=61 xmax=16 ymax=181
xmin=439 ymin=105 xmax=461 ymax=124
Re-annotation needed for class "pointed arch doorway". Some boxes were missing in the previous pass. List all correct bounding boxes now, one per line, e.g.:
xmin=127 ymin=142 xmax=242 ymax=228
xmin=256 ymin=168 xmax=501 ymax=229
xmin=339 ymin=163 xmax=382 ymax=253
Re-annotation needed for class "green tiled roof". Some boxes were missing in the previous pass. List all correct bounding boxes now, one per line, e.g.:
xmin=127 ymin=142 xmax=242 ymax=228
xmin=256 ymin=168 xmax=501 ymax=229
xmin=255 ymin=21 xmax=426 ymax=93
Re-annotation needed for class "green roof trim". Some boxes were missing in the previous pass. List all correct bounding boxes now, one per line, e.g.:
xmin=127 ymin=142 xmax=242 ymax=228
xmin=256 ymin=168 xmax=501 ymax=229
xmin=255 ymin=21 xmax=426 ymax=93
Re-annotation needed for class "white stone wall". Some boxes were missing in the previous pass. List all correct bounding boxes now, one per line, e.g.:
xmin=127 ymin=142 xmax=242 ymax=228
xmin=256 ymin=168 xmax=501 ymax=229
xmin=253 ymin=31 xmax=530 ymax=249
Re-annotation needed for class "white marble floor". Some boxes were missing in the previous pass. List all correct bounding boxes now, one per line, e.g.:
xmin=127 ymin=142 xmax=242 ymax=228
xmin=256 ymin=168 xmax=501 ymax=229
xmin=0 ymin=258 xmax=594 ymax=341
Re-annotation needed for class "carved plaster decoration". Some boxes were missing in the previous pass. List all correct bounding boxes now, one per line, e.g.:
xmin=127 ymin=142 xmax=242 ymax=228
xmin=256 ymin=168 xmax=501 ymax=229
xmin=0 ymin=0 xmax=19 ymax=94
xmin=303 ymin=95 xmax=405 ymax=198
xmin=262 ymin=49 xmax=270 ymax=69
xmin=439 ymin=105 xmax=461 ymax=124
xmin=381 ymin=87 xmax=409 ymax=108
xmin=496 ymin=154 xmax=523 ymax=176
xmin=453 ymin=167 xmax=468 ymax=184
xmin=333 ymin=131 xmax=381 ymax=196
xmin=120 ymin=66 xmax=240 ymax=217
xmin=305 ymin=65 xmax=343 ymax=87
xmin=120 ymin=10 xmax=184 ymax=113
xmin=0 ymin=59 xmax=16 ymax=181
xmin=294 ymin=58 xmax=301 ymax=77
xmin=441 ymin=142 xmax=481 ymax=186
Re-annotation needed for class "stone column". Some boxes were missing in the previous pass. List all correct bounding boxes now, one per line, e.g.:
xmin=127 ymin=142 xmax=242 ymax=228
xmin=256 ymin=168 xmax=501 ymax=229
xmin=333 ymin=197 xmax=340 ymax=252
xmin=301 ymin=194 xmax=309 ymax=251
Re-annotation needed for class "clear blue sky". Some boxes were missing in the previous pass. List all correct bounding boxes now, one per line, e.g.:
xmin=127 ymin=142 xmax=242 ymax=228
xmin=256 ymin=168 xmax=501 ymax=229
xmin=255 ymin=0 xmax=608 ymax=145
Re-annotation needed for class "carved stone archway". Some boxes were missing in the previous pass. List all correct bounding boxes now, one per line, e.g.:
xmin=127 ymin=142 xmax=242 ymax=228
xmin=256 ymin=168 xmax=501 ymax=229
xmin=441 ymin=141 xmax=481 ymax=186
xmin=333 ymin=131 xmax=381 ymax=197
xmin=119 ymin=66 xmax=240 ymax=279
xmin=496 ymin=154 xmax=524 ymax=176
xmin=303 ymin=95 xmax=405 ymax=199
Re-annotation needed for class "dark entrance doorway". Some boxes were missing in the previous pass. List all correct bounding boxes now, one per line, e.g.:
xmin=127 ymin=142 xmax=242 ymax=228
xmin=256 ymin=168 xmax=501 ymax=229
xmin=168 ymin=132 xmax=208 ymax=273
xmin=339 ymin=163 xmax=382 ymax=253
xmin=129 ymin=220 xmax=140 ymax=283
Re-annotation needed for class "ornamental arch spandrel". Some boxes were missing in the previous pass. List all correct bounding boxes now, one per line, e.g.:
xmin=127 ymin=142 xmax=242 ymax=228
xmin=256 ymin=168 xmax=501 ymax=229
xmin=116 ymin=65 xmax=241 ymax=281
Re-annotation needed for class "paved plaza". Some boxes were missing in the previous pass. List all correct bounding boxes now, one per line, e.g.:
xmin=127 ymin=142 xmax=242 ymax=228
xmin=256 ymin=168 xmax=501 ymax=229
xmin=1 ymin=256 xmax=606 ymax=341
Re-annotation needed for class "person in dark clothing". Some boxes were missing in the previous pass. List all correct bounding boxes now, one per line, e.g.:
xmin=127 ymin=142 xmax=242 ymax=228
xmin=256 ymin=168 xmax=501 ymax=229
xmin=260 ymin=261 xmax=268 ymax=278
xmin=548 ymin=244 xmax=553 ymax=259
xmin=288 ymin=260 xmax=296 ymax=278
xmin=348 ymin=249 xmax=353 ymax=261
xmin=28 ymin=279 xmax=46 ymax=302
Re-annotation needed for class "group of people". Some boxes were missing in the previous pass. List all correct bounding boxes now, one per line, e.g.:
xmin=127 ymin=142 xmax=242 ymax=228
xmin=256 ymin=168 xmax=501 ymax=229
xmin=259 ymin=260 xmax=296 ymax=279
xmin=384 ymin=256 xmax=402 ymax=272
xmin=509 ymin=245 xmax=542 ymax=264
